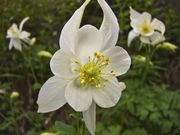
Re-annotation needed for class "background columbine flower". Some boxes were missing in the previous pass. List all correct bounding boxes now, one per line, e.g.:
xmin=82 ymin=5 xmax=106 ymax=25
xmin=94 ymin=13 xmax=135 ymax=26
xmin=128 ymin=7 xmax=166 ymax=46
xmin=6 ymin=17 xmax=36 ymax=51
xmin=37 ymin=0 xmax=131 ymax=135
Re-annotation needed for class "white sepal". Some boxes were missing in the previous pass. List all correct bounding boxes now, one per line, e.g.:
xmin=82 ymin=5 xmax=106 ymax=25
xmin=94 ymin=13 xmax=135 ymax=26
xmin=59 ymin=0 xmax=91 ymax=53
xmin=37 ymin=76 xmax=68 ymax=113
xmin=127 ymin=30 xmax=139 ymax=46
xmin=98 ymin=0 xmax=119 ymax=51
xmin=19 ymin=17 xmax=29 ymax=31
xmin=83 ymin=101 xmax=96 ymax=135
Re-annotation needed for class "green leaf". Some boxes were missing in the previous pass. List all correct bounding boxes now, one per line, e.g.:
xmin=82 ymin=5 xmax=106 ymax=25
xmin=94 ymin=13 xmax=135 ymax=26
xmin=55 ymin=121 xmax=76 ymax=135
xmin=122 ymin=128 xmax=148 ymax=135
xmin=96 ymin=124 xmax=121 ymax=135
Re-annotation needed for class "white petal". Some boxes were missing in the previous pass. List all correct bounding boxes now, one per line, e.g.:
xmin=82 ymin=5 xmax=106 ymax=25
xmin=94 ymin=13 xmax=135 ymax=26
xmin=98 ymin=0 xmax=119 ymax=50
xmin=50 ymin=49 xmax=77 ymax=79
xmin=130 ymin=7 xmax=142 ymax=32
xmin=74 ymin=25 xmax=103 ymax=63
xmin=59 ymin=0 xmax=91 ymax=52
xmin=93 ymin=77 xmax=126 ymax=108
xmin=12 ymin=24 xmax=19 ymax=32
xmin=127 ymin=30 xmax=139 ymax=47
xmin=8 ymin=39 xmax=13 ymax=50
xmin=65 ymin=79 xmax=92 ymax=112
xmin=19 ymin=31 xmax=31 ymax=39
xmin=13 ymin=39 xmax=22 ymax=51
xmin=142 ymin=12 xmax=152 ymax=22
xmin=104 ymin=46 xmax=131 ymax=76
xmin=22 ymin=38 xmax=31 ymax=45
xmin=152 ymin=18 xmax=166 ymax=34
xmin=83 ymin=101 xmax=96 ymax=135
xmin=130 ymin=7 xmax=142 ymax=21
xmin=140 ymin=32 xmax=165 ymax=45
xmin=37 ymin=76 xmax=68 ymax=113
xmin=19 ymin=17 xmax=29 ymax=31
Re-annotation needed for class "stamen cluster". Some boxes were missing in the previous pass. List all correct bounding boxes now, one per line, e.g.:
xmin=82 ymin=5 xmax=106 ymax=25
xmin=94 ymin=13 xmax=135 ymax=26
xmin=139 ymin=20 xmax=153 ymax=34
xmin=74 ymin=52 xmax=115 ymax=88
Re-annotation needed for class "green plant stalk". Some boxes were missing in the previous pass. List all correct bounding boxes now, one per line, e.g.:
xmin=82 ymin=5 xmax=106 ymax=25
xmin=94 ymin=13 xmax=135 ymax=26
xmin=81 ymin=122 xmax=85 ymax=135
xmin=75 ymin=116 xmax=86 ymax=135
xmin=76 ymin=118 xmax=80 ymax=135
xmin=27 ymin=50 xmax=38 ymax=83
xmin=141 ymin=45 xmax=157 ymax=84
xmin=22 ymin=50 xmax=38 ymax=83
xmin=141 ymin=44 xmax=151 ymax=85
xmin=10 ymin=99 xmax=20 ymax=135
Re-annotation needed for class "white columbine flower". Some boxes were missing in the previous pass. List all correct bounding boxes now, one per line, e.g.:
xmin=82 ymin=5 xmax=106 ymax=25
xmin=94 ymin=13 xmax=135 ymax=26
xmin=37 ymin=0 xmax=131 ymax=135
xmin=128 ymin=7 xmax=166 ymax=46
xmin=6 ymin=17 xmax=35 ymax=51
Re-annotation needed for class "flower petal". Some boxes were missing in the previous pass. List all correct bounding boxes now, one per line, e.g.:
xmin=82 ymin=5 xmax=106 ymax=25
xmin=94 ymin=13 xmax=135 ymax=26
xmin=50 ymin=49 xmax=77 ymax=79
xmin=104 ymin=46 xmax=131 ymax=76
xmin=74 ymin=25 xmax=103 ymax=63
xmin=152 ymin=18 xmax=165 ymax=34
xmin=12 ymin=24 xmax=19 ymax=32
xmin=98 ymin=0 xmax=119 ymax=50
xmin=127 ymin=30 xmax=139 ymax=47
xmin=142 ymin=12 xmax=152 ymax=22
xmin=140 ymin=32 xmax=165 ymax=45
xmin=59 ymin=0 xmax=91 ymax=52
xmin=130 ymin=7 xmax=142 ymax=21
xmin=19 ymin=31 xmax=31 ymax=39
xmin=130 ymin=7 xmax=142 ymax=32
xmin=8 ymin=39 xmax=13 ymax=50
xmin=83 ymin=101 xmax=96 ymax=135
xmin=13 ymin=39 xmax=22 ymax=51
xmin=93 ymin=77 xmax=126 ymax=108
xmin=65 ymin=79 xmax=92 ymax=112
xmin=19 ymin=17 xmax=29 ymax=31
xmin=37 ymin=76 xmax=68 ymax=113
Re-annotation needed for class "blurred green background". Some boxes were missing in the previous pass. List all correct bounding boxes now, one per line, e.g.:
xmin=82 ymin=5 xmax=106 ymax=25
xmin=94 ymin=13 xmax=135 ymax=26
xmin=0 ymin=0 xmax=180 ymax=135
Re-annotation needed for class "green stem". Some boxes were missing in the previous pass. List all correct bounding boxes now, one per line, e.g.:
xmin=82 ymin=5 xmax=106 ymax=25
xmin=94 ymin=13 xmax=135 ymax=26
xmin=81 ymin=122 xmax=85 ymax=135
xmin=142 ymin=54 xmax=150 ymax=84
xmin=76 ymin=119 xmax=80 ymax=135
xmin=22 ymin=50 xmax=38 ymax=83
xmin=76 ymin=116 xmax=85 ymax=135
xmin=141 ymin=45 xmax=151 ymax=85
xmin=28 ymin=50 xmax=38 ymax=83
xmin=10 ymin=99 xmax=20 ymax=135
xmin=141 ymin=45 xmax=157 ymax=85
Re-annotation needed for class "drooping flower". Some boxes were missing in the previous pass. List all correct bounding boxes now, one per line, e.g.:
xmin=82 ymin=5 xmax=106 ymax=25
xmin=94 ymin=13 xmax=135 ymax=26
xmin=6 ymin=17 xmax=36 ymax=51
xmin=10 ymin=91 xmax=20 ymax=99
xmin=157 ymin=42 xmax=177 ymax=52
xmin=37 ymin=50 xmax=53 ymax=58
xmin=37 ymin=0 xmax=131 ymax=135
xmin=128 ymin=7 xmax=166 ymax=46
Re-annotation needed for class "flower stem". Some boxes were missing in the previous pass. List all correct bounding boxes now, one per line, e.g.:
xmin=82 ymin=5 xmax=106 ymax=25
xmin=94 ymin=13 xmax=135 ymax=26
xmin=141 ymin=44 xmax=151 ymax=85
xmin=81 ymin=122 xmax=85 ymax=135
xmin=76 ymin=118 xmax=80 ymax=135
xmin=22 ymin=49 xmax=38 ymax=83
xmin=10 ymin=99 xmax=20 ymax=135
xmin=28 ymin=50 xmax=38 ymax=82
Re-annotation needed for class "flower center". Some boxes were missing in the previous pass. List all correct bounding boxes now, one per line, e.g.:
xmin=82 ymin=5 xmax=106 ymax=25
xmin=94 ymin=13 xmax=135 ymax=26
xmin=74 ymin=52 xmax=115 ymax=88
xmin=139 ymin=20 xmax=153 ymax=35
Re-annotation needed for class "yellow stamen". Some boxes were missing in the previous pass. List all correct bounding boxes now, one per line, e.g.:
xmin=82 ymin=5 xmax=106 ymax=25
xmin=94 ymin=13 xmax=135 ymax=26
xmin=74 ymin=51 xmax=116 ymax=88
xmin=139 ymin=20 xmax=153 ymax=35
